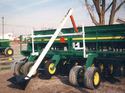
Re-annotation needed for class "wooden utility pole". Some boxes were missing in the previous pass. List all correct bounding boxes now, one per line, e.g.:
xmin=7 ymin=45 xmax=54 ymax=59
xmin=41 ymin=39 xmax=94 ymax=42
xmin=2 ymin=17 xmax=4 ymax=39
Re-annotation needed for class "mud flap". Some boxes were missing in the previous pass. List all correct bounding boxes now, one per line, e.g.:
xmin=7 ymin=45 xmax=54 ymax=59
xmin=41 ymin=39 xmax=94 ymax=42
xmin=7 ymin=75 xmax=30 ymax=90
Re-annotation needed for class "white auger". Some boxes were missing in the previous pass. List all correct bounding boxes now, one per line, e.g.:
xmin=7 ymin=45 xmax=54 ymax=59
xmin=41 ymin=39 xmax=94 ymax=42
xmin=25 ymin=8 xmax=73 ymax=79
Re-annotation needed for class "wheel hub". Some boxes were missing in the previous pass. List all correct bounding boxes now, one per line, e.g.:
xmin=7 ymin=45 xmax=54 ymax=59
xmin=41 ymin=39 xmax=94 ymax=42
xmin=94 ymin=72 xmax=100 ymax=86
xmin=48 ymin=63 xmax=56 ymax=75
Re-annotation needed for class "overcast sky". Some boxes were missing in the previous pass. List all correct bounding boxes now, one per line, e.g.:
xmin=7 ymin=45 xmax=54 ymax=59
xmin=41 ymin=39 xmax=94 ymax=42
xmin=0 ymin=0 xmax=125 ymax=36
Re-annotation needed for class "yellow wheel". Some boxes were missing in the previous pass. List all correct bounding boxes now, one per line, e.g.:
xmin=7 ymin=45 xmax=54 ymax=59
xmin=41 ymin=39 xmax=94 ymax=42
xmin=8 ymin=57 xmax=13 ymax=62
xmin=44 ymin=60 xmax=56 ymax=79
xmin=4 ymin=47 xmax=14 ymax=56
xmin=48 ymin=63 xmax=56 ymax=75
xmin=84 ymin=67 xmax=101 ymax=89
xmin=8 ymin=49 xmax=12 ymax=55
xmin=93 ymin=72 xmax=100 ymax=86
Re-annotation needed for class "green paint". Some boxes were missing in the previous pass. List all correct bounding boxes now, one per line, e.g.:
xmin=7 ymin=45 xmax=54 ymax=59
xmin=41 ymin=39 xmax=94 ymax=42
xmin=28 ymin=55 xmax=37 ymax=62
xmin=51 ymin=55 xmax=61 ymax=66
xmin=85 ymin=53 xmax=98 ymax=68
xmin=20 ymin=24 xmax=125 ymax=72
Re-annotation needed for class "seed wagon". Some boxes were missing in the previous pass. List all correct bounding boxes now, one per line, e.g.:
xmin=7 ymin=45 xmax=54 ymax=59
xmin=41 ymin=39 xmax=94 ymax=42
xmin=8 ymin=9 xmax=125 ymax=90
xmin=0 ymin=39 xmax=13 ymax=57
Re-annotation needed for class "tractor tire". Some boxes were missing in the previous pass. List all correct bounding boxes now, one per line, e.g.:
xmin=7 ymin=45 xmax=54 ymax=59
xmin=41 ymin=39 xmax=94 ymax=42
xmin=14 ymin=61 xmax=25 ymax=76
xmin=44 ymin=60 xmax=56 ymax=79
xmin=23 ymin=62 xmax=36 ymax=76
xmin=84 ymin=67 xmax=101 ymax=89
xmin=69 ymin=66 xmax=84 ymax=86
xmin=4 ymin=47 xmax=14 ymax=56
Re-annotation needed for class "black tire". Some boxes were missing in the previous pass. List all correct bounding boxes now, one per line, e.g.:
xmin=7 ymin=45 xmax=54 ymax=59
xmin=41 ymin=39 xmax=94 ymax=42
xmin=84 ymin=67 xmax=101 ymax=89
xmin=14 ymin=61 xmax=25 ymax=75
xmin=69 ymin=66 xmax=84 ymax=86
xmin=44 ymin=60 xmax=56 ymax=79
xmin=123 ymin=65 xmax=125 ymax=77
xmin=103 ymin=64 xmax=113 ymax=78
xmin=4 ymin=47 xmax=14 ymax=56
xmin=23 ymin=62 xmax=36 ymax=76
xmin=112 ymin=64 xmax=121 ymax=77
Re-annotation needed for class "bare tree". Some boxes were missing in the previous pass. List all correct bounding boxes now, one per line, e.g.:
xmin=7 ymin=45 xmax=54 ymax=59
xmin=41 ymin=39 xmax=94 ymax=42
xmin=84 ymin=0 xmax=125 ymax=25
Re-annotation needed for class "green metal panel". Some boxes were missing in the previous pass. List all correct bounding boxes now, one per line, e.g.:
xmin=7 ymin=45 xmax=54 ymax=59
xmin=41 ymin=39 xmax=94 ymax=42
xmin=28 ymin=55 xmax=37 ymax=62
xmin=34 ymin=24 xmax=125 ymax=35
xmin=0 ymin=39 xmax=10 ymax=48
xmin=51 ymin=55 xmax=61 ymax=66
xmin=20 ymin=24 xmax=125 ymax=67
xmin=85 ymin=53 xmax=98 ymax=68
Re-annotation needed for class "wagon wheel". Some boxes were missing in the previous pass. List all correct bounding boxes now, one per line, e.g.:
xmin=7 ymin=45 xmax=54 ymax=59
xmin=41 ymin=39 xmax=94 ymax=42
xmin=112 ymin=64 xmax=121 ymax=77
xmin=69 ymin=66 xmax=84 ymax=86
xmin=109 ymin=64 xmax=114 ymax=75
xmin=14 ymin=58 xmax=28 ymax=76
xmin=123 ymin=65 xmax=125 ymax=76
xmin=94 ymin=63 xmax=104 ymax=78
xmin=14 ymin=61 xmax=25 ymax=75
xmin=4 ymin=47 xmax=14 ymax=56
xmin=23 ymin=62 xmax=37 ymax=76
xmin=44 ymin=60 xmax=56 ymax=79
xmin=84 ymin=67 xmax=101 ymax=89
xmin=56 ymin=60 xmax=68 ymax=75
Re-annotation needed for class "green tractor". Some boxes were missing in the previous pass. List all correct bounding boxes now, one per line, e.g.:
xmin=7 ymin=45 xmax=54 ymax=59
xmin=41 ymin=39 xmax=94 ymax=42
xmin=8 ymin=8 xmax=125 ymax=90
xmin=0 ymin=39 xmax=14 ymax=57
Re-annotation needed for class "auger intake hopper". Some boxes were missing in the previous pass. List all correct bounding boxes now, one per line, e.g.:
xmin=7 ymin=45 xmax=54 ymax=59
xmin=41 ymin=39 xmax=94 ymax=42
xmin=7 ymin=75 xmax=30 ymax=90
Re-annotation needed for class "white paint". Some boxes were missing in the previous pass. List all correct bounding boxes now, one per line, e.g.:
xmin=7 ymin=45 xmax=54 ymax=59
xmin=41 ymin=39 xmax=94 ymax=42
xmin=32 ymin=32 xmax=82 ymax=38
xmin=82 ymin=25 xmax=87 ymax=58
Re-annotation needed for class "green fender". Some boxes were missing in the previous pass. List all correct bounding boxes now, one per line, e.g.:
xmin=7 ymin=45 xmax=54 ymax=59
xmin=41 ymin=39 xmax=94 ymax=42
xmin=51 ymin=55 xmax=61 ymax=67
xmin=85 ymin=53 xmax=98 ymax=69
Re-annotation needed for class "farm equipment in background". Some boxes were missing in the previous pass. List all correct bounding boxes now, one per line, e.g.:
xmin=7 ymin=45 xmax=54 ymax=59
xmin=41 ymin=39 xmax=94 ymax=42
xmin=0 ymin=39 xmax=13 ymax=57
xmin=8 ymin=8 xmax=125 ymax=90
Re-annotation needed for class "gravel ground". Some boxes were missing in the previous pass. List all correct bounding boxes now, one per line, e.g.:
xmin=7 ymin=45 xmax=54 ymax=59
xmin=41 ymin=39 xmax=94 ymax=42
xmin=0 ymin=42 xmax=125 ymax=93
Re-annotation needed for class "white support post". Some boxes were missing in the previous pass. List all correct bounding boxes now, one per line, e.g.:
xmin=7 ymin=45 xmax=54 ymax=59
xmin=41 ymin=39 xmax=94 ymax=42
xmin=31 ymin=30 xmax=39 ymax=56
xmin=25 ymin=8 xmax=73 ymax=79
xmin=31 ymin=30 xmax=35 ymax=54
xmin=82 ymin=25 xmax=87 ymax=58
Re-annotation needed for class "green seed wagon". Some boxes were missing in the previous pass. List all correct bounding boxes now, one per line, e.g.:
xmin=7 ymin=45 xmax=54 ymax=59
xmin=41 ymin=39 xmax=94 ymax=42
xmin=7 ymin=8 xmax=125 ymax=90
xmin=11 ymin=24 xmax=125 ymax=89
xmin=0 ymin=39 xmax=13 ymax=57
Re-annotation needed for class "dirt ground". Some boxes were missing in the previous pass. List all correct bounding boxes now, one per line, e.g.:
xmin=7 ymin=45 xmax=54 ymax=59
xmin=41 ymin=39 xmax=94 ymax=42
xmin=0 ymin=42 xmax=125 ymax=93
xmin=0 ymin=70 xmax=125 ymax=93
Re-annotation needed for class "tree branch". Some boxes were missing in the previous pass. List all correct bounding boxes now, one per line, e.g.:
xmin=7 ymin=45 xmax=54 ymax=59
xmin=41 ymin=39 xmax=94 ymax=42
xmin=101 ymin=0 xmax=105 ymax=24
xmin=115 ymin=0 xmax=125 ymax=12
xmin=105 ymin=1 xmax=113 ymax=13
xmin=116 ymin=18 xmax=125 ymax=24
xmin=109 ymin=0 xmax=117 ymax=24
xmin=93 ymin=0 xmax=101 ymax=16
xmin=85 ymin=0 xmax=99 ymax=25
